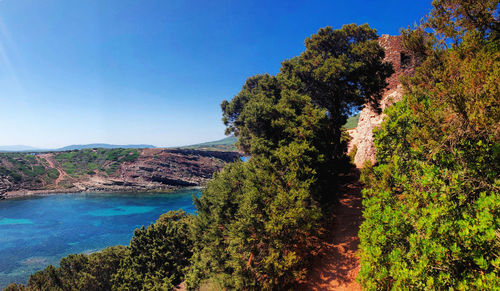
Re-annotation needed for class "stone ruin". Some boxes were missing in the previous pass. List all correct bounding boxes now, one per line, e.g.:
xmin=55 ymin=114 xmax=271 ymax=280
xmin=348 ymin=35 xmax=415 ymax=168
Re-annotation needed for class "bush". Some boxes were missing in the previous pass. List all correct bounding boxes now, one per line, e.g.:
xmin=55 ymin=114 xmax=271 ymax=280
xmin=112 ymin=210 xmax=193 ymax=290
xmin=358 ymin=5 xmax=500 ymax=288
xmin=53 ymin=148 xmax=140 ymax=177
xmin=10 ymin=246 xmax=128 ymax=291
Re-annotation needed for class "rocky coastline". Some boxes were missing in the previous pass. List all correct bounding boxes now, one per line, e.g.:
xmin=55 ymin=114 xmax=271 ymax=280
xmin=0 ymin=148 xmax=240 ymax=199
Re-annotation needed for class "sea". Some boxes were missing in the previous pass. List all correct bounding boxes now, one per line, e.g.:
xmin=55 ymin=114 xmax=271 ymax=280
xmin=0 ymin=189 xmax=200 ymax=289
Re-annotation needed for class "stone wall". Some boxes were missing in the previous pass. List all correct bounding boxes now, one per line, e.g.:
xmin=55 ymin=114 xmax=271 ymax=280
xmin=348 ymin=35 xmax=414 ymax=168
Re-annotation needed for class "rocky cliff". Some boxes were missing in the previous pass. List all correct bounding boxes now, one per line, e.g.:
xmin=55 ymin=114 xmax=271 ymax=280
xmin=348 ymin=35 xmax=414 ymax=168
xmin=0 ymin=148 xmax=240 ymax=198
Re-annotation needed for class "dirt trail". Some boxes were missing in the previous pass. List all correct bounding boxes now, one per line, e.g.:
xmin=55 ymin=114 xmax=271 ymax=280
xmin=39 ymin=154 xmax=72 ymax=186
xmin=302 ymin=172 xmax=363 ymax=291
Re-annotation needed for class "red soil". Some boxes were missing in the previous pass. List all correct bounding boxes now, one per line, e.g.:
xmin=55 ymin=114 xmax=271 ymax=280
xmin=301 ymin=173 xmax=363 ymax=291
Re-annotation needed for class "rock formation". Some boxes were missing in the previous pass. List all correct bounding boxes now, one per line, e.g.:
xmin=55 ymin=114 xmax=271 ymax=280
xmin=348 ymin=35 xmax=414 ymax=168
xmin=0 ymin=149 xmax=240 ymax=198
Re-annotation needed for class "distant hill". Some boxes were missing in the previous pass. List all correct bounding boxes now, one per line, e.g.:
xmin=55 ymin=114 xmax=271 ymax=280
xmin=0 ymin=144 xmax=156 ymax=153
xmin=179 ymin=120 xmax=364 ymax=152
xmin=344 ymin=113 xmax=360 ymax=129
xmin=0 ymin=145 xmax=44 ymax=152
xmin=56 ymin=144 xmax=155 ymax=151
xmin=180 ymin=136 xmax=238 ymax=151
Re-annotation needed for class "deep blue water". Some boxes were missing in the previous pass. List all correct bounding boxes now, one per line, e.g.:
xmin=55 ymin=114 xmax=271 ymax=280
xmin=0 ymin=189 xmax=200 ymax=289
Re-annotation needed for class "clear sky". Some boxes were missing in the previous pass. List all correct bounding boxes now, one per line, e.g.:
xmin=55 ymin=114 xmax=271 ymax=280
xmin=0 ymin=0 xmax=432 ymax=148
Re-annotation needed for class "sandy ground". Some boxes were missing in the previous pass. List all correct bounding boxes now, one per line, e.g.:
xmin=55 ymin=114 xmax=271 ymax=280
xmin=301 ymin=172 xmax=363 ymax=291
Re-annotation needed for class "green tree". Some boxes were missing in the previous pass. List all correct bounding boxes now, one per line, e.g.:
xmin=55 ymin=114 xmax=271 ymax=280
xmin=188 ymin=88 xmax=328 ymax=289
xmin=426 ymin=0 xmax=499 ymax=41
xmin=221 ymin=74 xmax=336 ymax=202
xmin=112 ymin=210 xmax=193 ymax=291
xmin=9 ymin=246 xmax=128 ymax=291
xmin=280 ymin=24 xmax=394 ymax=161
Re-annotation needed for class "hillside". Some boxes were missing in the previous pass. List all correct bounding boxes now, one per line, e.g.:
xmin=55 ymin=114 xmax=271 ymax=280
xmin=180 ymin=136 xmax=238 ymax=151
xmin=56 ymin=144 xmax=156 ymax=151
xmin=344 ymin=113 xmax=360 ymax=129
xmin=0 ymin=148 xmax=240 ymax=198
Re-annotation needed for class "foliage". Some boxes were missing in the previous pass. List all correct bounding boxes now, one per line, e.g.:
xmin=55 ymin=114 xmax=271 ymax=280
xmin=54 ymin=148 xmax=140 ymax=177
xmin=112 ymin=210 xmax=193 ymax=291
xmin=188 ymin=23 xmax=390 ymax=290
xmin=358 ymin=1 xmax=500 ymax=289
xmin=6 ymin=246 xmax=127 ymax=291
xmin=187 ymin=157 xmax=323 ymax=289
xmin=425 ymin=0 xmax=499 ymax=41
xmin=188 ymin=88 xmax=329 ymax=289
xmin=0 ymin=153 xmax=57 ymax=187
xmin=279 ymin=24 xmax=393 ymax=161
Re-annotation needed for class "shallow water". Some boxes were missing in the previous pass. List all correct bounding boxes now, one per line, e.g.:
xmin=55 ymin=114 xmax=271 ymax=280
xmin=0 ymin=189 xmax=199 ymax=289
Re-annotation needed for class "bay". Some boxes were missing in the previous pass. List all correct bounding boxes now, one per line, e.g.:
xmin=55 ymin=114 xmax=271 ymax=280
xmin=0 ymin=189 xmax=199 ymax=289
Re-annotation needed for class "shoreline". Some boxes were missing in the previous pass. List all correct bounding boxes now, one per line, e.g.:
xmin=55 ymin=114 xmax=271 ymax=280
xmin=1 ymin=185 xmax=204 ymax=199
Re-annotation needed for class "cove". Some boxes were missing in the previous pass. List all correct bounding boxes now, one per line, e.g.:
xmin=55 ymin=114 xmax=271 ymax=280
xmin=0 ymin=189 xmax=200 ymax=289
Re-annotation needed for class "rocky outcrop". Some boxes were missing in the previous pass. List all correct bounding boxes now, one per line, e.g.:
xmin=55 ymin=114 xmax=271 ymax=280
xmin=0 ymin=176 xmax=13 ymax=199
xmin=348 ymin=35 xmax=414 ymax=168
xmin=2 ymin=149 xmax=240 ymax=198
xmin=103 ymin=148 xmax=239 ymax=190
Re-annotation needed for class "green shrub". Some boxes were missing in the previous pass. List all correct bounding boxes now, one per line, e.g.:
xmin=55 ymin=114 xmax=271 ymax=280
xmin=10 ymin=246 xmax=128 ymax=291
xmin=358 ymin=3 xmax=499 ymax=288
xmin=52 ymin=148 xmax=140 ymax=177
xmin=112 ymin=211 xmax=193 ymax=290
xmin=47 ymin=168 xmax=60 ymax=180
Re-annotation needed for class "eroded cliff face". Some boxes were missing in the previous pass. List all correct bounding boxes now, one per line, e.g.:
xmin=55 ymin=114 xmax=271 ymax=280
xmin=0 ymin=149 xmax=240 ymax=198
xmin=348 ymin=35 xmax=414 ymax=168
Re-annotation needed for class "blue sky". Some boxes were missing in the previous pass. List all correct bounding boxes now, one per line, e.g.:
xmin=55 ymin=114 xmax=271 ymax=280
xmin=0 ymin=0 xmax=432 ymax=148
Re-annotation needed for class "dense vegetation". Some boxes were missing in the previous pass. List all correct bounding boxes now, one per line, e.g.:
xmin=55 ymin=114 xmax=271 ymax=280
xmin=4 ymin=246 xmax=127 ymax=291
xmin=186 ymin=23 xmax=392 ymax=289
xmin=112 ymin=211 xmax=193 ymax=290
xmin=0 ymin=153 xmax=58 ymax=186
xmin=54 ymin=148 xmax=140 ymax=177
xmin=358 ymin=0 xmax=499 ymax=289
xmin=0 ymin=148 xmax=140 ymax=192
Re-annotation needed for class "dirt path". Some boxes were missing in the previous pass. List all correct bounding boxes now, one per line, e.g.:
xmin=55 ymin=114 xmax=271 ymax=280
xmin=39 ymin=154 xmax=72 ymax=186
xmin=301 ymin=172 xmax=363 ymax=291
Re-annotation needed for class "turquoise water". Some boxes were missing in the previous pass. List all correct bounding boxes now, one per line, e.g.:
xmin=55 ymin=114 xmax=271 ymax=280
xmin=0 ymin=189 xmax=199 ymax=289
